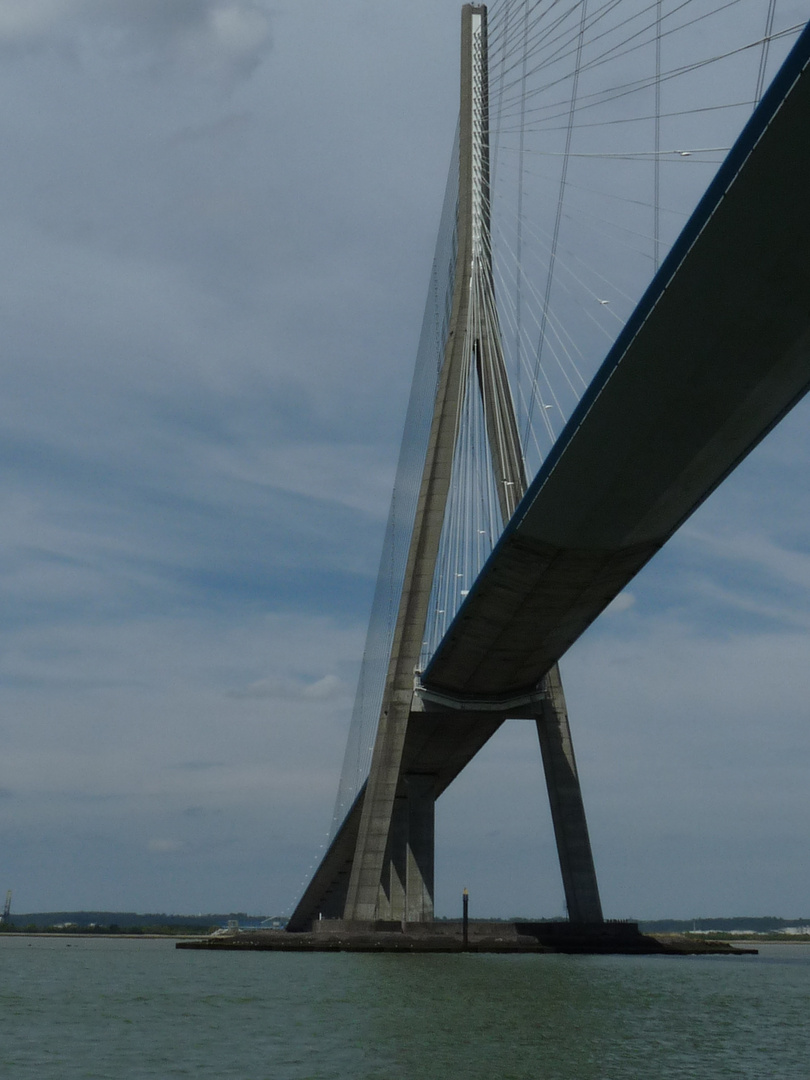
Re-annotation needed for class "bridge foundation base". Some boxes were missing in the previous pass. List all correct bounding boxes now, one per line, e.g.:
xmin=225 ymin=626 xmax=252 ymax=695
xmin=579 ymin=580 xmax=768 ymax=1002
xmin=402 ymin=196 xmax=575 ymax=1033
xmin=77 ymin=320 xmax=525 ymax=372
xmin=177 ymin=920 xmax=756 ymax=955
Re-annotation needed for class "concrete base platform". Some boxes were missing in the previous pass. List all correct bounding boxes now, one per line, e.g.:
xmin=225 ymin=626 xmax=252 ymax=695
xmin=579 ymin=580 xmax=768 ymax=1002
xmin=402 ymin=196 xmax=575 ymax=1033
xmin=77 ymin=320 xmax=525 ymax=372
xmin=176 ymin=920 xmax=756 ymax=955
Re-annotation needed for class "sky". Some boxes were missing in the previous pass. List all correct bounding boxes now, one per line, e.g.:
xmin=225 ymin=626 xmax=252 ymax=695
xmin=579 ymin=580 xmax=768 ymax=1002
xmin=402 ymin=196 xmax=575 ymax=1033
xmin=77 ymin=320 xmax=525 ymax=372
xmin=1 ymin=0 xmax=809 ymax=922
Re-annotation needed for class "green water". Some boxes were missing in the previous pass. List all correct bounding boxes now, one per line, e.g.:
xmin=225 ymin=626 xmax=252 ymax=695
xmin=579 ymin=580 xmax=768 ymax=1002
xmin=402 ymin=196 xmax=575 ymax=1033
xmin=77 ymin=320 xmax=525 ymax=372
xmin=1 ymin=937 xmax=808 ymax=1078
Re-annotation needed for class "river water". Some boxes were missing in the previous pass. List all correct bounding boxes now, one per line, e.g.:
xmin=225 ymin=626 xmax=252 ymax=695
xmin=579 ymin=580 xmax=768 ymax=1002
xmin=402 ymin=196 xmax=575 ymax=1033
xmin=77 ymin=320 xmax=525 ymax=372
xmin=1 ymin=937 xmax=808 ymax=1078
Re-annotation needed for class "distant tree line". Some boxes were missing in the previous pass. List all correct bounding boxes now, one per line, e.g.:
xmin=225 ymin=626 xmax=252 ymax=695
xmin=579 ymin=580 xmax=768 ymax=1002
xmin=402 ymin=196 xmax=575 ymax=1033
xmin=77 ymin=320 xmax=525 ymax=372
xmin=638 ymin=917 xmax=808 ymax=933
xmin=0 ymin=911 xmax=269 ymax=935
xmin=0 ymin=922 xmax=213 ymax=936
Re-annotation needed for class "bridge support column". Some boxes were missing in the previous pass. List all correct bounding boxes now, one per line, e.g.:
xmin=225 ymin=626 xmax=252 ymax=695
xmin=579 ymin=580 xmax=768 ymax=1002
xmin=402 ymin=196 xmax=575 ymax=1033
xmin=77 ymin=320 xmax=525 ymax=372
xmin=535 ymin=664 xmax=603 ymax=923
xmin=344 ymin=694 xmax=411 ymax=922
xmin=353 ymin=771 xmax=435 ymax=924
xmin=405 ymin=774 xmax=435 ymax=922
xmin=377 ymin=793 xmax=408 ymax=921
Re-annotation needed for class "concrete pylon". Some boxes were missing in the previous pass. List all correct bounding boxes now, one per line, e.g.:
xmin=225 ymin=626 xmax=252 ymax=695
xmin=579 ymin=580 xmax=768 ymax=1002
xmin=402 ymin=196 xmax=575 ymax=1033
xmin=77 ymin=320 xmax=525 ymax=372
xmin=342 ymin=2 xmax=487 ymax=925
xmin=340 ymin=3 xmax=602 ymax=926
xmin=535 ymin=666 xmax=603 ymax=923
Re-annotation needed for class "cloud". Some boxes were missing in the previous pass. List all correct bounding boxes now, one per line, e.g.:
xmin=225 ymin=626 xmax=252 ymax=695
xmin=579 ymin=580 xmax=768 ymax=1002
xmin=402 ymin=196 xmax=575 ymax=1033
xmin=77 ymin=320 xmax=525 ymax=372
xmin=602 ymin=591 xmax=635 ymax=616
xmin=0 ymin=0 xmax=273 ymax=82
xmin=0 ymin=0 xmax=71 ymax=42
xmin=302 ymin=674 xmax=345 ymax=701
xmin=171 ymin=762 xmax=226 ymax=773
xmin=148 ymin=838 xmax=185 ymax=854
xmin=103 ymin=0 xmax=273 ymax=81
xmin=685 ymin=527 xmax=810 ymax=601
xmin=230 ymin=677 xmax=304 ymax=700
xmin=204 ymin=442 xmax=396 ymax=521
xmin=231 ymin=673 xmax=350 ymax=702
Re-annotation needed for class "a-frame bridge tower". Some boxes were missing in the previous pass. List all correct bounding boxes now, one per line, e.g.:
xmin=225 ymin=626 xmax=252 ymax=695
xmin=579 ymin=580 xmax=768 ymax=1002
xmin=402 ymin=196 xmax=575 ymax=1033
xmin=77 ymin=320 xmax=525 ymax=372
xmin=290 ymin=5 xmax=603 ymax=930
xmin=283 ymin=0 xmax=810 ymax=931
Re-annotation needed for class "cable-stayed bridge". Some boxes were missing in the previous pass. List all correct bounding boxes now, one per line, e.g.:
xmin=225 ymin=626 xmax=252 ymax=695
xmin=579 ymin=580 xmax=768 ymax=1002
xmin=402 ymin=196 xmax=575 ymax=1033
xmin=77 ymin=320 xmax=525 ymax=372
xmin=288 ymin=2 xmax=810 ymax=931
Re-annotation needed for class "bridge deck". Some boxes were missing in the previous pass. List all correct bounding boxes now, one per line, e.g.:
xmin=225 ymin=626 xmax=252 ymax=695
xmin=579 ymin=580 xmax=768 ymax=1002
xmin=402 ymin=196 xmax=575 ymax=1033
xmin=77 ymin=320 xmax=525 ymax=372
xmin=423 ymin=23 xmax=810 ymax=699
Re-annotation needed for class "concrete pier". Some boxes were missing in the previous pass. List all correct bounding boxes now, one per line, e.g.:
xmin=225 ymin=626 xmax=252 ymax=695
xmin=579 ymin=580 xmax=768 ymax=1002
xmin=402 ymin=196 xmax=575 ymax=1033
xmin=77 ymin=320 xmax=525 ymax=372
xmin=178 ymin=920 xmax=757 ymax=956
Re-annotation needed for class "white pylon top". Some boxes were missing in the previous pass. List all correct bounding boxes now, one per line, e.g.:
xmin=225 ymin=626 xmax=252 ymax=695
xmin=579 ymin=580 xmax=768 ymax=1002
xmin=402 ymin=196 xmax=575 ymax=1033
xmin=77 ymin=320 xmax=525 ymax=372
xmin=470 ymin=9 xmax=486 ymax=265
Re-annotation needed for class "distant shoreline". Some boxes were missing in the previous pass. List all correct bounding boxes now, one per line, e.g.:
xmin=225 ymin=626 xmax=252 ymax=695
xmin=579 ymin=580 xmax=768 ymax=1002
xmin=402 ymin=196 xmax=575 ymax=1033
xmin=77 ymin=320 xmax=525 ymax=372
xmin=0 ymin=933 xmax=203 ymax=940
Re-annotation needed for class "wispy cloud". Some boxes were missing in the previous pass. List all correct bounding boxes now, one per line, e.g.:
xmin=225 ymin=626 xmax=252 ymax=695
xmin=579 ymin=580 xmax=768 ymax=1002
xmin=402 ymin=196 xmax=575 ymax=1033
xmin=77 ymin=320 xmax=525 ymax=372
xmin=601 ymin=591 xmax=635 ymax=616
xmin=0 ymin=0 xmax=273 ymax=82
xmin=148 ymin=838 xmax=185 ymax=854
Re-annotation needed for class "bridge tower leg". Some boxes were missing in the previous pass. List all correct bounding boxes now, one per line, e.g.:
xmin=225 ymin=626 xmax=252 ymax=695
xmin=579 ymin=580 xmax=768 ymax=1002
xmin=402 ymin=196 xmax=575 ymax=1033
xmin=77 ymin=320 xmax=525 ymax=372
xmin=536 ymin=667 xmax=603 ymax=923
xmin=296 ymin=3 xmax=604 ymax=931
xmin=374 ymin=777 xmax=434 ymax=922
xmin=343 ymin=2 xmax=493 ymax=925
